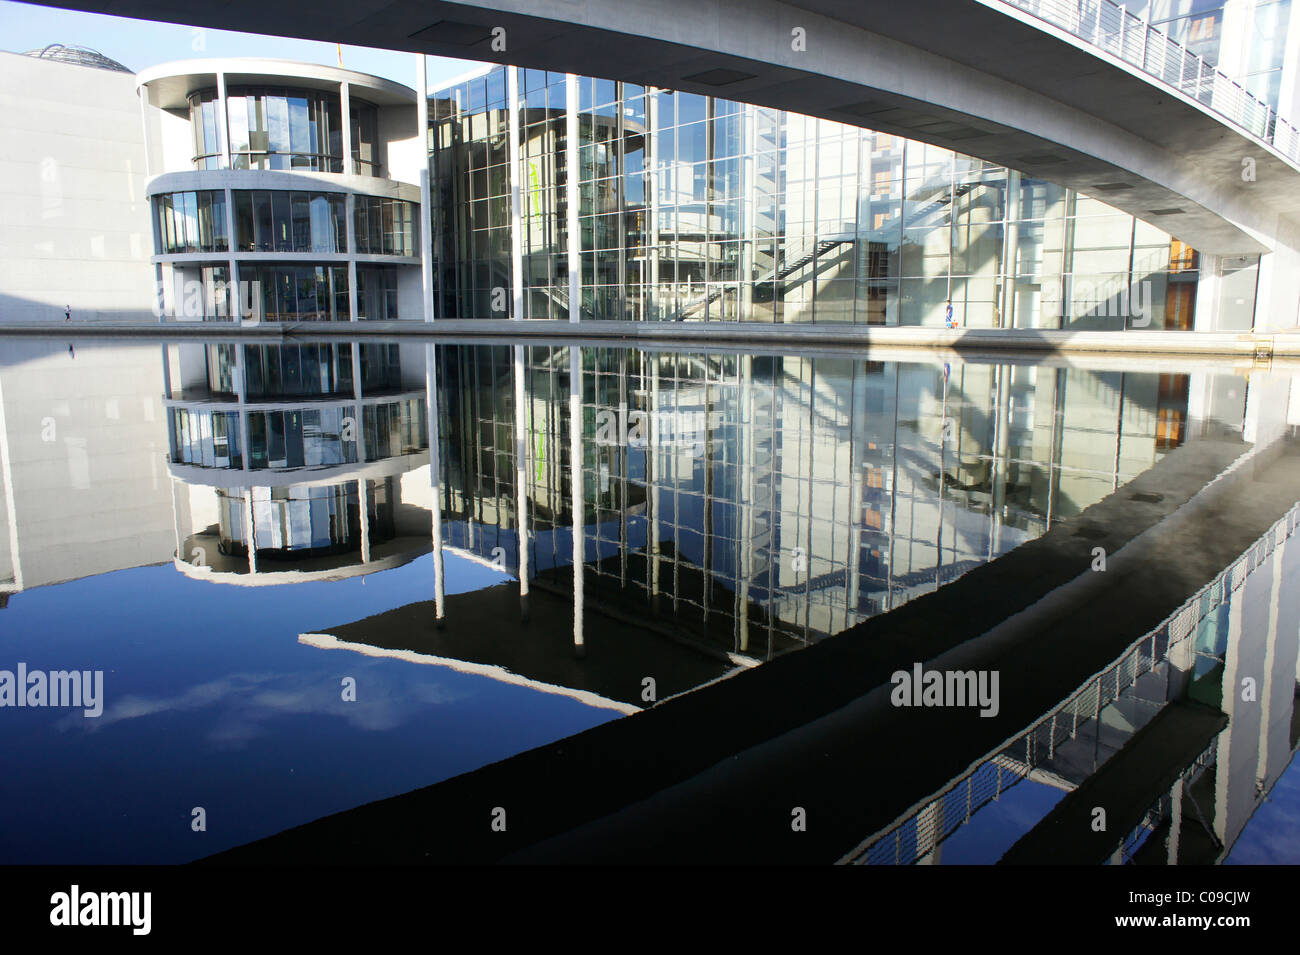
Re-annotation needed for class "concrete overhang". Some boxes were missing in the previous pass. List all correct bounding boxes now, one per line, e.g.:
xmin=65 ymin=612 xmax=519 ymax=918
xmin=29 ymin=0 xmax=1300 ymax=255
xmin=145 ymin=168 xmax=421 ymax=201
xmin=137 ymin=57 xmax=417 ymax=109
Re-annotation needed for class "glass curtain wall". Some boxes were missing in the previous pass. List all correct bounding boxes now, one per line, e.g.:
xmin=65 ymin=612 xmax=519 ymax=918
xmin=155 ymin=191 xmax=228 ymax=254
xmin=429 ymin=66 xmax=1252 ymax=329
xmin=232 ymin=190 xmax=346 ymax=253
xmin=189 ymin=87 xmax=382 ymax=175
xmin=354 ymin=197 xmax=419 ymax=255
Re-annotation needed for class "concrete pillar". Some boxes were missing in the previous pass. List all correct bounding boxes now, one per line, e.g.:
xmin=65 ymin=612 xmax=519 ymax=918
xmin=243 ymin=488 xmax=257 ymax=575
xmin=563 ymin=74 xmax=580 ymax=323
xmin=1195 ymin=252 xmax=1221 ymax=331
xmin=570 ymin=347 xmax=585 ymax=654
xmin=425 ymin=343 xmax=445 ymax=623
xmin=739 ymin=354 xmax=754 ymax=651
xmin=514 ymin=345 xmax=530 ymax=614
xmin=358 ymin=477 xmax=371 ymax=565
xmin=647 ymin=90 xmax=661 ymax=321
xmin=215 ymin=72 xmax=232 ymax=169
xmin=224 ymin=185 xmax=241 ymax=322
xmin=508 ymin=68 xmax=524 ymax=321
xmin=340 ymin=81 xmax=354 ymax=176
xmin=418 ymin=54 xmax=435 ymax=323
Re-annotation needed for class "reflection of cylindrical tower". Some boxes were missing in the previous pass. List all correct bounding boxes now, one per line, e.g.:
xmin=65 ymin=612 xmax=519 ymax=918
xmin=138 ymin=59 xmax=422 ymax=324
xmin=164 ymin=381 xmax=432 ymax=583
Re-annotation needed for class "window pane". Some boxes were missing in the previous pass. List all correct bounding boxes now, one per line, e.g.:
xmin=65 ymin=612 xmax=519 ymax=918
xmin=267 ymin=96 xmax=290 ymax=157
xmin=235 ymin=192 xmax=254 ymax=251
xmin=255 ymin=191 xmax=273 ymax=250
xmin=272 ymin=191 xmax=291 ymax=251
xmin=289 ymin=96 xmax=310 ymax=166
xmin=290 ymin=193 xmax=311 ymax=252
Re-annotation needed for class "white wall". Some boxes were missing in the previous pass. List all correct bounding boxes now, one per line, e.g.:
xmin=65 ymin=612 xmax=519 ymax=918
xmin=0 ymin=341 xmax=176 ymax=591
xmin=0 ymin=52 xmax=156 ymax=323
xmin=377 ymin=103 xmax=421 ymax=186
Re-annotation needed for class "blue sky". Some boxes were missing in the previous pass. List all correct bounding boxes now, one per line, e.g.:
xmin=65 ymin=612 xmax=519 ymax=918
xmin=0 ymin=0 xmax=484 ymax=88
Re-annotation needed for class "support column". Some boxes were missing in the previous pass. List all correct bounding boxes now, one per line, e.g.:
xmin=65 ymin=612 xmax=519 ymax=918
xmin=739 ymin=355 xmax=755 ymax=651
xmin=358 ymin=478 xmax=372 ymax=565
xmin=340 ymin=81 xmax=354 ymax=177
xmin=1166 ymin=776 xmax=1184 ymax=865
xmin=225 ymin=185 xmax=241 ymax=322
xmin=1195 ymin=252 xmax=1221 ymax=331
xmin=999 ymin=169 xmax=1021 ymax=329
xmin=139 ymin=91 xmax=152 ymax=179
xmin=352 ymin=349 xmax=365 ymax=463
xmin=425 ymin=343 xmax=445 ymax=624
xmin=514 ymin=345 xmax=531 ymax=617
xmin=650 ymin=356 xmax=661 ymax=614
xmin=991 ymin=363 xmax=1012 ymax=553
xmin=570 ymin=347 xmax=585 ymax=655
xmin=346 ymin=193 xmax=359 ymax=322
xmin=647 ymin=90 xmax=661 ymax=321
xmin=243 ymin=488 xmax=257 ymax=575
xmin=508 ymin=68 xmax=524 ymax=321
xmin=215 ymin=72 xmax=232 ymax=168
xmin=418 ymin=54 xmax=435 ymax=323
xmin=566 ymin=73 xmax=580 ymax=323
xmin=235 ymin=345 xmax=251 ymax=477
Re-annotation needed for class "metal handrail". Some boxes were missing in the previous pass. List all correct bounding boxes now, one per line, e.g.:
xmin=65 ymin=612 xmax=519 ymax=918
xmin=990 ymin=0 xmax=1300 ymax=168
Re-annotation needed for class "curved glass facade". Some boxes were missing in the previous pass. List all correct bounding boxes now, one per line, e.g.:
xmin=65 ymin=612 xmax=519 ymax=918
xmin=243 ymin=264 xmax=350 ymax=322
xmin=354 ymin=196 xmax=418 ymax=256
xmin=160 ymin=264 xmax=233 ymax=320
xmin=232 ymin=189 xmax=346 ymax=253
xmin=429 ymin=66 xmax=1257 ymax=329
xmin=212 ymin=482 xmax=397 ymax=558
xmin=168 ymin=396 xmax=426 ymax=472
xmin=203 ymin=341 xmax=404 ymax=399
xmin=188 ymin=87 xmax=381 ymax=175
xmin=356 ymin=266 xmax=401 ymax=320
xmin=155 ymin=190 xmax=228 ymax=254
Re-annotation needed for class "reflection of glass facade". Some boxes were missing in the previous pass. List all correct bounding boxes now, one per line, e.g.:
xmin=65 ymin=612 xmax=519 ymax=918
xmin=213 ymin=481 xmax=396 ymax=557
xmin=1134 ymin=0 xmax=1292 ymax=108
xmin=429 ymin=66 xmax=1259 ymax=329
xmin=168 ymin=397 xmax=427 ymax=474
xmin=432 ymin=344 xmax=1220 ymax=657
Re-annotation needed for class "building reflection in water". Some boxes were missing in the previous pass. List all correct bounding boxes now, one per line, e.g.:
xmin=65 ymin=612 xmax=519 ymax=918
xmin=157 ymin=335 xmax=1240 ymax=665
xmin=161 ymin=338 xmax=432 ymax=583
xmin=431 ymin=343 xmax=1213 ymax=661
xmin=152 ymin=336 xmax=1300 ymax=862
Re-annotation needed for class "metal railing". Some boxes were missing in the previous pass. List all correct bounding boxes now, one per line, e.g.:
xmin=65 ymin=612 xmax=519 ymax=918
xmin=991 ymin=0 xmax=1300 ymax=167
xmin=843 ymin=498 xmax=1300 ymax=865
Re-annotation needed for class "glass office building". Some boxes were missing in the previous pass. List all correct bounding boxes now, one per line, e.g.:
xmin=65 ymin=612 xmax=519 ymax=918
xmin=428 ymin=65 xmax=1259 ymax=330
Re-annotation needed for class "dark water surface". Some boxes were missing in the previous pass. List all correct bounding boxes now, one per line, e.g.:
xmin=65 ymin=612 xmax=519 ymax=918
xmin=0 ymin=337 xmax=1296 ymax=864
